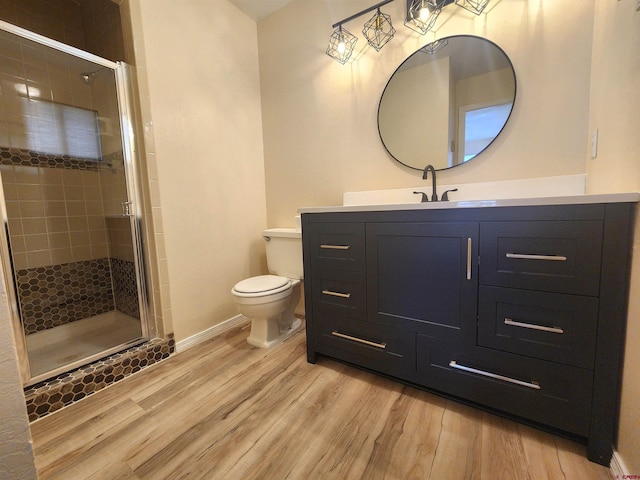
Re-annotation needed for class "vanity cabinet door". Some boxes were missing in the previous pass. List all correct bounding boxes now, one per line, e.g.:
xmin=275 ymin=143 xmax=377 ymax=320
xmin=366 ymin=222 xmax=478 ymax=343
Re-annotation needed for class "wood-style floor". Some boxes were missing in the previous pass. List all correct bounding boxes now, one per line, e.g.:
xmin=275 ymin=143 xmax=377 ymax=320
xmin=30 ymin=322 xmax=612 ymax=480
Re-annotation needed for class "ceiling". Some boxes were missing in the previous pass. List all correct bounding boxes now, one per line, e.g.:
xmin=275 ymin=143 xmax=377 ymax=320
xmin=228 ymin=0 xmax=296 ymax=21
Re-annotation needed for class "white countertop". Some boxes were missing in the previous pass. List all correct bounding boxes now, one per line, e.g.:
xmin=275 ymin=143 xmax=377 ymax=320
xmin=298 ymin=193 xmax=640 ymax=214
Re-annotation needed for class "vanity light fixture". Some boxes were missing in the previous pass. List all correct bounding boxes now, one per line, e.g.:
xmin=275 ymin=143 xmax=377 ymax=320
xmin=405 ymin=0 xmax=491 ymax=35
xmin=404 ymin=0 xmax=446 ymax=35
xmin=454 ymin=0 xmax=490 ymax=15
xmin=419 ymin=37 xmax=448 ymax=54
xmin=326 ymin=0 xmax=395 ymax=64
xmin=326 ymin=0 xmax=491 ymax=63
xmin=363 ymin=8 xmax=396 ymax=52
xmin=326 ymin=25 xmax=358 ymax=64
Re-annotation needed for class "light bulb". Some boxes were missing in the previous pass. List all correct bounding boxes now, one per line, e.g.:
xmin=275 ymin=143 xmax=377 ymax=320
xmin=337 ymin=41 xmax=346 ymax=54
xmin=419 ymin=7 xmax=430 ymax=21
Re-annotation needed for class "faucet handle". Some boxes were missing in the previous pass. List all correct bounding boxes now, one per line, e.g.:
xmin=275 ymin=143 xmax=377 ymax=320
xmin=441 ymin=188 xmax=458 ymax=201
xmin=413 ymin=191 xmax=429 ymax=203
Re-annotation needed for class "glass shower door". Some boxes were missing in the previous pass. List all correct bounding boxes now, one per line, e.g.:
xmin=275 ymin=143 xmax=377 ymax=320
xmin=0 ymin=22 xmax=148 ymax=383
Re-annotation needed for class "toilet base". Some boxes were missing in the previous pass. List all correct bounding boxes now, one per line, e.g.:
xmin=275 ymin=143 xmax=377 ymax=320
xmin=247 ymin=317 xmax=302 ymax=349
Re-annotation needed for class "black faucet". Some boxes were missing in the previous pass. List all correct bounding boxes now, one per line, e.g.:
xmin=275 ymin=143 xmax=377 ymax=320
xmin=441 ymin=188 xmax=458 ymax=201
xmin=413 ymin=191 xmax=429 ymax=202
xmin=422 ymin=165 xmax=438 ymax=202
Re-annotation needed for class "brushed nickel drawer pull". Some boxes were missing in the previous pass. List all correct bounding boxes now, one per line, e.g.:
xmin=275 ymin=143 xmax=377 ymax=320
xmin=506 ymin=253 xmax=567 ymax=261
xmin=504 ymin=318 xmax=564 ymax=334
xmin=322 ymin=290 xmax=352 ymax=299
xmin=331 ymin=331 xmax=386 ymax=349
xmin=448 ymin=361 xmax=541 ymax=390
xmin=320 ymin=244 xmax=351 ymax=250
xmin=466 ymin=238 xmax=472 ymax=280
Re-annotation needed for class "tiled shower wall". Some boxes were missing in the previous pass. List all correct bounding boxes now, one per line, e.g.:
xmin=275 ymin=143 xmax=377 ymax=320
xmin=0 ymin=0 xmax=125 ymax=62
xmin=2 ymin=0 xmax=172 ymax=342
xmin=0 ymin=2 xmax=123 ymax=244
xmin=1 ymin=1 xmax=173 ymax=415
xmin=17 ymin=258 xmax=114 ymax=335
xmin=0 ymin=153 xmax=109 ymax=271
xmin=0 ymin=149 xmax=140 ymax=334
xmin=0 ymin=7 xmax=139 ymax=335
xmin=107 ymin=216 xmax=140 ymax=320
xmin=0 ymin=0 xmax=87 ymax=52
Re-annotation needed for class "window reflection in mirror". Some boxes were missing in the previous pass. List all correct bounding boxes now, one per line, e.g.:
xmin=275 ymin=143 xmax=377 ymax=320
xmin=377 ymin=35 xmax=516 ymax=172
xmin=460 ymin=101 xmax=513 ymax=163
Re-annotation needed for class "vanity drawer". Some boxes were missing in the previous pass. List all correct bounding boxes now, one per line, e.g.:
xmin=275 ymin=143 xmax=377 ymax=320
xmin=479 ymin=221 xmax=603 ymax=295
xmin=478 ymin=286 xmax=598 ymax=368
xmin=416 ymin=336 xmax=593 ymax=436
xmin=311 ymin=269 xmax=366 ymax=320
xmin=314 ymin=312 xmax=415 ymax=380
xmin=307 ymin=222 xmax=365 ymax=272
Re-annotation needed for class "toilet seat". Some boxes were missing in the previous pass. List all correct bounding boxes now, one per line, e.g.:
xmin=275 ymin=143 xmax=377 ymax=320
xmin=232 ymin=275 xmax=291 ymax=298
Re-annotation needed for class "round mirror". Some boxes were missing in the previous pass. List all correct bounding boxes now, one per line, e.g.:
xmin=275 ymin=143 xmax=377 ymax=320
xmin=377 ymin=35 xmax=516 ymax=171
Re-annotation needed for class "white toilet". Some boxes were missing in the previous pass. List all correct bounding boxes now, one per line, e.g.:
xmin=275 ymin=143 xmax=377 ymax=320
xmin=232 ymin=228 xmax=303 ymax=348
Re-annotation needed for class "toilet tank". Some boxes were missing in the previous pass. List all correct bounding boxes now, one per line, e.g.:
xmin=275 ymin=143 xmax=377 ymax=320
xmin=263 ymin=228 xmax=303 ymax=279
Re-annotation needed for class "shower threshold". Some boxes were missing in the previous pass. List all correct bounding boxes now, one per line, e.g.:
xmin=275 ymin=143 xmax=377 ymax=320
xmin=26 ymin=311 xmax=143 ymax=382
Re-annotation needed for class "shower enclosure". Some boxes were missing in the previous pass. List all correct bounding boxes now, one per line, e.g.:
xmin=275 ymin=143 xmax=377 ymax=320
xmin=0 ymin=20 xmax=149 ymax=386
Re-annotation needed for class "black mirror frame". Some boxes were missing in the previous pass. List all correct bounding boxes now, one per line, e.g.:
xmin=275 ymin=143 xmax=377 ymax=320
xmin=377 ymin=34 xmax=517 ymax=172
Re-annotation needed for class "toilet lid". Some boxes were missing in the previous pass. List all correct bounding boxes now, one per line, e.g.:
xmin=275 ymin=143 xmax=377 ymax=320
xmin=233 ymin=275 xmax=291 ymax=295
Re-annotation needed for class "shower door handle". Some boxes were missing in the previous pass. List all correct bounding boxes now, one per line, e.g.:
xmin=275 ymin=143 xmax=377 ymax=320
xmin=121 ymin=201 xmax=133 ymax=216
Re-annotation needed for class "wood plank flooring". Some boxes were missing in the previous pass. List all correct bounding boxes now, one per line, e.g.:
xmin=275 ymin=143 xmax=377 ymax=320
xmin=30 ymin=322 xmax=613 ymax=480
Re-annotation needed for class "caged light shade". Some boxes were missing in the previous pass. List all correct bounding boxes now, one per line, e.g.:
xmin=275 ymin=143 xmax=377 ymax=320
xmin=326 ymin=25 xmax=358 ymax=64
xmin=404 ymin=0 xmax=447 ymax=35
xmin=362 ymin=8 xmax=396 ymax=52
xmin=419 ymin=38 xmax=448 ymax=55
xmin=455 ymin=0 xmax=490 ymax=15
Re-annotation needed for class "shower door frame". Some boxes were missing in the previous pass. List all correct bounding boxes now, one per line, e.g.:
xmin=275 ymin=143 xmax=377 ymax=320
xmin=0 ymin=20 xmax=151 ymax=386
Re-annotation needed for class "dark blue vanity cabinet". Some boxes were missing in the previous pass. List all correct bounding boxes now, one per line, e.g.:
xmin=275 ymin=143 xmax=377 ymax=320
xmin=301 ymin=200 xmax=636 ymax=466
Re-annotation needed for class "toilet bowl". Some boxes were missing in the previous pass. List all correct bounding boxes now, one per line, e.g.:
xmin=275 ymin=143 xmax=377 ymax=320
xmin=232 ymin=275 xmax=301 ymax=348
xmin=232 ymin=228 xmax=303 ymax=348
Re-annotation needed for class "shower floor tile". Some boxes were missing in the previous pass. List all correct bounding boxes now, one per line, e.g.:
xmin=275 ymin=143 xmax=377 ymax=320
xmin=24 ymin=335 xmax=174 ymax=422
xmin=26 ymin=311 xmax=142 ymax=378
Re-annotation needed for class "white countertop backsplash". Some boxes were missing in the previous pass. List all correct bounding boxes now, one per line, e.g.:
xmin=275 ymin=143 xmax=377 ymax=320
xmin=298 ymin=175 xmax=640 ymax=214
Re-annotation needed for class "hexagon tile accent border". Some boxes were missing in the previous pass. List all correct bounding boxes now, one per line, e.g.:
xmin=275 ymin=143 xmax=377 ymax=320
xmin=0 ymin=146 xmax=102 ymax=171
xmin=17 ymin=259 xmax=115 ymax=335
xmin=25 ymin=335 xmax=175 ymax=422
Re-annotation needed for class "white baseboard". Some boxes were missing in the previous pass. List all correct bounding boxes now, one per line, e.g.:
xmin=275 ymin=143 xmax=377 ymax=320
xmin=175 ymin=314 xmax=249 ymax=352
xmin=610 ymin=450 xmax=630 ymax=479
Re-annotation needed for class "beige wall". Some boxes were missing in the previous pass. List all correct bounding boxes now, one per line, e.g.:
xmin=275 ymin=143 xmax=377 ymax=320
xmin=131 ymin=0 xmax=267 ymax=342
xmin=455 ymin=67 xmax=515 ymax=110
xmin=259 ymin=0 xmax=595 ymax=227
xmin=588 ymin=0 xmax=640 ymax=473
